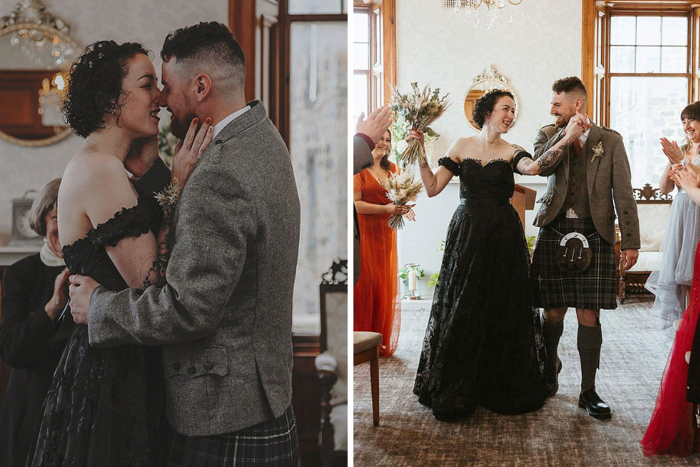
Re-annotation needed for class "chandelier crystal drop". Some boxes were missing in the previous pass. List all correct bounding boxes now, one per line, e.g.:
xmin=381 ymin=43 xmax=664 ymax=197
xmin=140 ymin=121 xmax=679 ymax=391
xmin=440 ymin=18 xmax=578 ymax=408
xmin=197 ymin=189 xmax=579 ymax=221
xmin=1 ymin=0 xmax=73 ymax=68
xmin=452 ymin=0 xmax=523 ymax=29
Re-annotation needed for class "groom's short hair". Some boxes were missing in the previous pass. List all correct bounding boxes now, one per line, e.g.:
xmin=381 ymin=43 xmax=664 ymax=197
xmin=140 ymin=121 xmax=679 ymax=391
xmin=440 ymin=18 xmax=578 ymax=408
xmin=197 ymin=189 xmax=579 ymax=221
xmin=552 ymin=76 xmax=587 ymax=104
xmin=161 ymin=22 xmax=246 ymax=90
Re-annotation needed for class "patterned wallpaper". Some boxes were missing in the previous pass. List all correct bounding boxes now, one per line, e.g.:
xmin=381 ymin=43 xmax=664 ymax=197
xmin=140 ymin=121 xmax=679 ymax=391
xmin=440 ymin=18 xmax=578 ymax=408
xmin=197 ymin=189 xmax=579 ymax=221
xmin=0 ymin=0 xmax=227 ymax=243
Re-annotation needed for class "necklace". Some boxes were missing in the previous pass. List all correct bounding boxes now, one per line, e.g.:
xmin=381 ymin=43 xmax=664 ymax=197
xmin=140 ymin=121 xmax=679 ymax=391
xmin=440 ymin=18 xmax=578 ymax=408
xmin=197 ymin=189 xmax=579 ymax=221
xmin=367 ymin=164 xmax=389 ymax=182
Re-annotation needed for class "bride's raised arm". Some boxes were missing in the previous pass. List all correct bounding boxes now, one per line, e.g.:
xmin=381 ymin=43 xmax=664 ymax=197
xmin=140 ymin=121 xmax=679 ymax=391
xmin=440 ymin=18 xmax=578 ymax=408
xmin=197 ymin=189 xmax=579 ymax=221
xmin=410 ymin=130 xmax=459 ymax=197
xmin=516 ymin=115 xmax=588 ymax=176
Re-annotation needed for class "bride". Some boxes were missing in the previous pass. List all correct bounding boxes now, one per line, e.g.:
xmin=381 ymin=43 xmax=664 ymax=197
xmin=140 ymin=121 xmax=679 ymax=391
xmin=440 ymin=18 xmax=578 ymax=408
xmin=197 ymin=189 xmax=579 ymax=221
xmin=411 ymin=89 xmax=588 ymax=420
xmin=27 ymin=40 xmax=211 ymax=465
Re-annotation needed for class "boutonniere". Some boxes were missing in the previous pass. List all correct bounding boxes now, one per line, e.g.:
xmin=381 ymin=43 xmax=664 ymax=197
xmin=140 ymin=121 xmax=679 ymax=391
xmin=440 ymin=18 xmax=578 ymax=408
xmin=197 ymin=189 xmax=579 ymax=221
xmin=590 ymin=142 xmax=604 ymax=163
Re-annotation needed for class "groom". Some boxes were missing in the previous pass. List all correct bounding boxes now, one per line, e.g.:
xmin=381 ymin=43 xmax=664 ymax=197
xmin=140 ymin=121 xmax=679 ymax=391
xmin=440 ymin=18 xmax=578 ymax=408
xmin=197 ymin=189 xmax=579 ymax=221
xmin=68 ymin=22 xmax=301 ymax=464
xmin=532 ymin=77 xmax=640 ymax=419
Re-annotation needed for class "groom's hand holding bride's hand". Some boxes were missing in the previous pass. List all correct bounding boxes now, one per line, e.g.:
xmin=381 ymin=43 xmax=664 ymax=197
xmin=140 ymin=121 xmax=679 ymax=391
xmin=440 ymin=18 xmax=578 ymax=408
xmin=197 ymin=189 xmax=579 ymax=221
xmin=68 ymin=274 xmax=100 ymax=325
xmin=564 ymin=113 xmax=590 ymax=141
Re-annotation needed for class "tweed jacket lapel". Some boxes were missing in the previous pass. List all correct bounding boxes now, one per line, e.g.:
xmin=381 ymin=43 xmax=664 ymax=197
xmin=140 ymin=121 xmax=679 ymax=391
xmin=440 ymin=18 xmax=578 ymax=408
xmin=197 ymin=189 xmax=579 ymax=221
xmin=585 ymin=124 xmax=602 ymax=196
xmin=194 ymin=100 xmax=266 ymax=167
xmin=215 ymin=100 xmax=265 ymax=145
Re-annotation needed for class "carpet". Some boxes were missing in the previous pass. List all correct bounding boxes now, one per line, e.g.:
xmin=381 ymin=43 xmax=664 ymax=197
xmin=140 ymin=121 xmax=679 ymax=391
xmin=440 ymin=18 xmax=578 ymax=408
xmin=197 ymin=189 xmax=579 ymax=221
xmin=353 ymin=296 xmax=700 ymax=466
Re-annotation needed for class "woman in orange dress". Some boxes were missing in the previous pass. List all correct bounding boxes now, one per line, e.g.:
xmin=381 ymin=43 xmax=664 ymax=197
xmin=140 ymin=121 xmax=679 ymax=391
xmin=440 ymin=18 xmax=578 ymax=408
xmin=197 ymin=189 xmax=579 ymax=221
xmin=353 ymin=130 xmax=411 ymax=357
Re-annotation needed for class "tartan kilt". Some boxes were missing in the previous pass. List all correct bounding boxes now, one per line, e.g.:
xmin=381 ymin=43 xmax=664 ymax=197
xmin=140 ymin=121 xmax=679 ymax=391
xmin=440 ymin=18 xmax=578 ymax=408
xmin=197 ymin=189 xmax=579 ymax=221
xmin=531 ymin=216 xmax=617 ymax=310
xmin=167 ymin=406 xmax=300 ymax=466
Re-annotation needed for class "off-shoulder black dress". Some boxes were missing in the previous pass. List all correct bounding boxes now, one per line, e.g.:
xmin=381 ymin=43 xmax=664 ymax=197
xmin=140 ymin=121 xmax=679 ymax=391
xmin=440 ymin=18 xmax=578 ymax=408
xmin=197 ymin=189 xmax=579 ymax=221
xmin=413 ymin=155 xmax=547 ymax=420
xmin=27 ymin=196 xmax=170 ymax=466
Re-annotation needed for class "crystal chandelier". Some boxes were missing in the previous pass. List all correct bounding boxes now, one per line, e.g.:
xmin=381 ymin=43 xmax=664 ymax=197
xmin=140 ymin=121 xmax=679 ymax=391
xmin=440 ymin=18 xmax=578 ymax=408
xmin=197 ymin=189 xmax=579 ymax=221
xmin=1 ymin=1 xmax=74 ymax=68
xmin=451 ymin=0 xmax=524 ymax=29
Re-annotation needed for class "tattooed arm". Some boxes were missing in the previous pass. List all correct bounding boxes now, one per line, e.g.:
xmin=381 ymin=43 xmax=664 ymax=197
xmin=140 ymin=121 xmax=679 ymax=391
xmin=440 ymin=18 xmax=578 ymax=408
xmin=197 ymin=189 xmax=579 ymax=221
xmin=141 ymin=119 xmax=213 ymax=288
xmin=517 ymin=116 xmax=588 ymax=176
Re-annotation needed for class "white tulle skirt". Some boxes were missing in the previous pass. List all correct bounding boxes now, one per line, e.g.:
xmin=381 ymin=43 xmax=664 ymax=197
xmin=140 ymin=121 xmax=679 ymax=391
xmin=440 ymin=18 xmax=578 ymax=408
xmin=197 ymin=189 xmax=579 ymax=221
xmin=645 ymin=189 xmax=700 ymax=337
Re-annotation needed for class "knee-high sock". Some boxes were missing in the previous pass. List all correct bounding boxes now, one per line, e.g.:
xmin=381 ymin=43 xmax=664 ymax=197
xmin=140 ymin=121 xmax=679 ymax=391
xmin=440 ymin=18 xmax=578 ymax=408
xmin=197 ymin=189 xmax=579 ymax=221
xmin=543 ymin=320 xmax=564 ymax=371
xmin=578 ymin=324 xmax=602 ymax=392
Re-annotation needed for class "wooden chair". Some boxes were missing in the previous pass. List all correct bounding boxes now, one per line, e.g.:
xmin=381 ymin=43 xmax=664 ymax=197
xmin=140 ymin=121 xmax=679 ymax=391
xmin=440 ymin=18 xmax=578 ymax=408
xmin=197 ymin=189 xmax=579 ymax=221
xmin=618 ymin=183 xmax=672 ymax=303
xmin=353 ymin=331 xmax=382 ymax=426
xmin=315 ymin=260 xmax=348 ymax=467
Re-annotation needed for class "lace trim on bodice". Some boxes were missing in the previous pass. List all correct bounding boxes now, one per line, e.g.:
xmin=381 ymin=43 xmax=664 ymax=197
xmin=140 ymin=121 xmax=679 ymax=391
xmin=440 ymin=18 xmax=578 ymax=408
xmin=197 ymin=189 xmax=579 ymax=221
xmin=61 ymin=197 xmax=159 ymax=268
xmin=439 ymin=156 xmax=516 ymax=175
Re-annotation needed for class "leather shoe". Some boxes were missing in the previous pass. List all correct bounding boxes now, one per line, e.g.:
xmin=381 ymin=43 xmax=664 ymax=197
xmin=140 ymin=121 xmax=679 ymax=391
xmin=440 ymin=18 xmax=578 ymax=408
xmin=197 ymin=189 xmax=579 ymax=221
xmin=545 ymin=358 xmax=562 ymax=398
xmin=578 ymin=388 xmax=612 ymax=419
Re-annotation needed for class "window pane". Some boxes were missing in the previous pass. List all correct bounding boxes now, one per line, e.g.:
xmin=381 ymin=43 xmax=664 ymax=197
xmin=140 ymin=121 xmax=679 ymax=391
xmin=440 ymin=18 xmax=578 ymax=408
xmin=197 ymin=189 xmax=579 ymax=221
xmin=354 ymin=73 xmax=368 ymax=122
xmin=637 ymin=16 xmax=661 ymax=46
xmin=636 ymin=46 xmax=661 ymax=73
xmin=611 ymin=16 xmax=636 ymax=45
xmin=289 ymin=22 xmax=347 ymax=334
xmin=354 ymin=43 xmax=369 ymax=70
xmin=289 ymin=0 xmax=342 ymax=14
xmin=610 ymin=77 xmax=688 ymax=189
xmin=661 ymin=46 xmax=687 ymax=73
xmin=662 ymin=17 xmax=688 ymax=46
xmin=354 ymin=11 xmax=369 ymax=43
xmin=610 ymin=46 xmax=635 ymax=73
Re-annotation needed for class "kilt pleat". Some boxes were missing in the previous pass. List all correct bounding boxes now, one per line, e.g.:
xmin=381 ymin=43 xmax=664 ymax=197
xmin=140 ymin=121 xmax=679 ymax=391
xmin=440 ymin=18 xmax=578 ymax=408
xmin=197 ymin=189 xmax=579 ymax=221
xmin=532 ymin=216 xmax=617 ymax=310
xmin=167 ymin=406 xmax=300 ymax=466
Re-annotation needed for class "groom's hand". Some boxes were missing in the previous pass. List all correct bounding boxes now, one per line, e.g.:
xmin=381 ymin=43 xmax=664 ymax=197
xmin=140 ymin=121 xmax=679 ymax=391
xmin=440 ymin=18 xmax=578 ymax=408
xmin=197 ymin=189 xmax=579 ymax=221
xmin=69 ymin=274 xmax=100 ymax=325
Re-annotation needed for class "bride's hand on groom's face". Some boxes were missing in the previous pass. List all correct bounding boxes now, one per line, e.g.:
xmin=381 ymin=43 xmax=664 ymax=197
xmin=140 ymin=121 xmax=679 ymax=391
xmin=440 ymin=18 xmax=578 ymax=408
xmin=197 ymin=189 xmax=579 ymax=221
xmin=125 ymin=136 xmax=160 ymax=178
xmin=171 ymin=117 xmax=214 ymax=188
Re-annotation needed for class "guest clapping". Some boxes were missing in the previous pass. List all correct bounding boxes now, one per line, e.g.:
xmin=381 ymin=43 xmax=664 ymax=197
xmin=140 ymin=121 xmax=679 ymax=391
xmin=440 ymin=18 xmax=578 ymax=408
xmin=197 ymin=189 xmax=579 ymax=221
xmin=0 ymin=178 xmax=73 ymax=467
xmin=646 ymin=102 xmax=700 ymax=336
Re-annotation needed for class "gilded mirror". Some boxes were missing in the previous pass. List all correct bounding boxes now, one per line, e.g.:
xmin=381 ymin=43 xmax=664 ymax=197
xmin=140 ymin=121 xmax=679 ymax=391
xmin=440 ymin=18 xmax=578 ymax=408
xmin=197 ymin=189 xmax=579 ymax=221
xmin=464 ymin=65 xmax=519 ymax=131
xmin=0 ymin=2 xmax=80 ymax=147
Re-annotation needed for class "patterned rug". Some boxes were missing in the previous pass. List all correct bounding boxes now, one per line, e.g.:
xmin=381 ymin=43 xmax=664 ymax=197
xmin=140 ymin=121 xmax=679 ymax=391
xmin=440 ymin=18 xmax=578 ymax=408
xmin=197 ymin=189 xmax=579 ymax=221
xmin=353 ymin=295 xmax=700 ymax=466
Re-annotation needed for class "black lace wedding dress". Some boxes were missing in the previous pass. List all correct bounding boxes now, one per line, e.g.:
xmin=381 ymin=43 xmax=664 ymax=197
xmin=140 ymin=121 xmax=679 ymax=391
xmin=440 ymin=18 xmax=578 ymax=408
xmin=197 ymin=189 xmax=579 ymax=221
xmin=26 ymin=196 xmax=170 ymax=466
xmin=413 ymin=155 xmax=547 ymax=420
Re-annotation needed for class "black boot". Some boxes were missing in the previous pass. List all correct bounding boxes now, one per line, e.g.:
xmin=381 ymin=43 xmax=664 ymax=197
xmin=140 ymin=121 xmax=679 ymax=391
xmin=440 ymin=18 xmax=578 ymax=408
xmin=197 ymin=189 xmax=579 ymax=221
xmin=578 ymin=388 xmax=611 ymax=419
xmin=577 ymin=324 xmax=610 ymax=419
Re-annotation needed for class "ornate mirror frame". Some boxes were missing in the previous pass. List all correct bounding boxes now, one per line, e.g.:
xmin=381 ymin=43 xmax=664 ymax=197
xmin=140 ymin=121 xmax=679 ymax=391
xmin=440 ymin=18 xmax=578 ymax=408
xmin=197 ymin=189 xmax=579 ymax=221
xmin=0 ymin=1 xmax=80 ymax=147
xmin=464 ymin=64 xmax=519 ymax=131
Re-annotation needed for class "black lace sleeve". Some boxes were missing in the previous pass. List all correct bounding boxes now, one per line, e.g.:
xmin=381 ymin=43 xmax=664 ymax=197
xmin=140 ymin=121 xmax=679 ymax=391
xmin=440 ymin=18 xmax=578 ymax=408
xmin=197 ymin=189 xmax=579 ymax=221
xmin=438 ymin=157 xmax=460 ymax=176
xmin=88 ymin=197 xmax=158 ymax=248
xmin=512 ymin=148 xmax=533 ymax=175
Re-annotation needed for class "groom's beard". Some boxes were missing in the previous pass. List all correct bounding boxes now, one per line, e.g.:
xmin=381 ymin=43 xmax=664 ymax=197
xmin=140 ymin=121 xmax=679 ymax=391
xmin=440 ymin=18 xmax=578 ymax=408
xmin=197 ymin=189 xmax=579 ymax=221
xmin=170 ymin=112 xmax=197 ymax=139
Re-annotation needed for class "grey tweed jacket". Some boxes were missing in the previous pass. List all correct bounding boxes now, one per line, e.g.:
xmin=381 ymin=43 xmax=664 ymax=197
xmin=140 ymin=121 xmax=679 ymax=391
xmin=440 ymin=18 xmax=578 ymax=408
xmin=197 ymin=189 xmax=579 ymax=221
xmin=86 ymin=100 xmax=301 ymax=436
xmin=533 ymin=123 xmax=640 ymax=250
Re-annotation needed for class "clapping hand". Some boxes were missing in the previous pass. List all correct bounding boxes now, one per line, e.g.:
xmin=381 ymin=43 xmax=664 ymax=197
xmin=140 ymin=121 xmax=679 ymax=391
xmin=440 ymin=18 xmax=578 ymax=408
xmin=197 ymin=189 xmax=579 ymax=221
xmin=357 ymin=106 xmax=393 ymax=144
xmin=45 ymin=268 xmax=71 ymax=321
xmin=671 ymin=164 xmax=700 ymax=191
xmin=661 ymin=137 xmax=683 ymax=165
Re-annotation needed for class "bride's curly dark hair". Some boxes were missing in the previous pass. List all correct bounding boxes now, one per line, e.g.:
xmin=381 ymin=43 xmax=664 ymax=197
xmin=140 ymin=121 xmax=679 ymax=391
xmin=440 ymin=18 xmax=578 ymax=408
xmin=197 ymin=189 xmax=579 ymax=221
xmin=472 ymin=89 xmax=514 ymax=129
xmin=62 ymin=40 xmax=150 ymax=138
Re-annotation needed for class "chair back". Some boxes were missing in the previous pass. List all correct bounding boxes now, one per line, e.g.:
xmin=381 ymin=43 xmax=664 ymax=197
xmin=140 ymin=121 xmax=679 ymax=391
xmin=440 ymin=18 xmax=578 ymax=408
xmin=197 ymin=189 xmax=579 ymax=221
xmin=633 ymin=183 xmax=673 ymax=253
xmin=319 ymin=260 xmax=348 ymax=406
